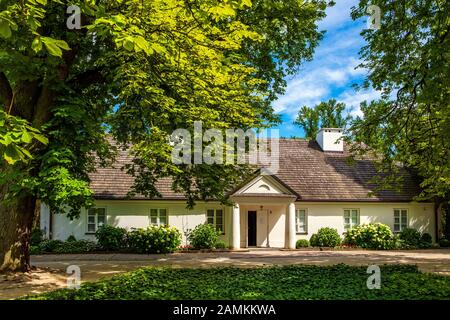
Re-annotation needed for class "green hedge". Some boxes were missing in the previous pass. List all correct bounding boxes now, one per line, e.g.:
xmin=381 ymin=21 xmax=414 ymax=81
xmin=310 ymin=227 xmax=341 ymax=247
xmin=24 ymin=264 xmax=450 ymax=300
xmin=343 ymin=224 xmax=435 ymax=250
xmin=296 ymin=239 xmax=309 ymax=248
xmin=95 ymin=225 xmax=128 ymax=251
xmin=186 ymin=223 xmax=221 ymax=249
xmin=399 ymin=228 xmax=421 ymax=247
xmin=128 ymin=225 xmax=181 ymax=254
xmin=343 ymin=223 xmax=394 ymax=250
xmin=36 ymin=239 xmax=98 ymax=254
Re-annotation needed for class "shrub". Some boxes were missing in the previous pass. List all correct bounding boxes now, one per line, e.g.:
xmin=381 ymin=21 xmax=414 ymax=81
xmin=95 ymin=225 xmax=128 ymax=251
xmin=419 ymin=233 xmax=433 ymax=248
xmin=390 ymin=234 xmax=406 ymax=249
xmin=38 ymin=239 xmax=97 ymax=253
xmin=186 ymin=223 xmax=221 ymax=249
xmin=31 ymin=229 xmax=44 ymax=246
xmin=214 ymin=241 xmax=227 ymax=249
xmin=52 ymin=240 xmax=98 ymax=254
xmin=343 ymin=223 xmax=394 ymax=250
xmin=66 ymin=235 xmax=77 ymax=242
xmin=30 ymin=245 xmax=42 ymax=255
xmin=310 ymin=227 xmax=341 ymax=247
xmin=296 ymin=239 xmax=309 ymax=248
xmin=399 ymin=228 xmax=421 ymax=247
xmin=128 ymin=225 xmax=181 ymax=254
xmin=309 ymin=234 xmax=319 ymax=247
xmin=439 ymin=238 xmax=450 ymax=247
xmin=38 ymin=239 xmax=64 ymax=253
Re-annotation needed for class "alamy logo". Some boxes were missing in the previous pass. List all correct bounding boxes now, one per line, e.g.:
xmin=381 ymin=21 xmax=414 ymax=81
xmin=67 ymin=265 xmax=81 ymax=289
xmin=367 ymin=5 xmax=381 ymax=30
xmin=366 ymin=265 xmax=381 ymax=289
xmin=67 ymin=5 xmax=81 ymax=30
xmin=170 ymin=121 xmax=279 ymax=175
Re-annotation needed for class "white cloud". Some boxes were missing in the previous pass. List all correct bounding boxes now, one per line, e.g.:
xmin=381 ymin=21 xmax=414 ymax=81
xmin=273 ymin=77 xmax=327 ymax=114
xmin=273 ymin=0 xmax=379 ymax=125
xmin=317 ymin=0 xmax=360 ymax=31
xmin=339 ymin=88 xmax=382 ymax=118
xmin=274 ymin=55 xmax=367 ymax=118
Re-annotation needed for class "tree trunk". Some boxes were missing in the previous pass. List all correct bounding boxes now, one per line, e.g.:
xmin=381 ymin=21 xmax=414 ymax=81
xmin=0 ymin=50 xmax=72 ymax=272
xmin=0 ymin=189 xmax=36 ymax=272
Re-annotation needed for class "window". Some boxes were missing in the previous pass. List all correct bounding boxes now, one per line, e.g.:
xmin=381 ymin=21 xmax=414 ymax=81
xmin=394 ymin=209 xmax=408 ymax=232
xmin=207 ymin=209 xmax=224 ymax=234
xmin=296 ymin=209 xmax=307 ymax=234
xmin=344 ymin=209 xmax=359 ymax=230
xmin=150 ymin=208 xmax=168 ymax=226
xmin=87 ymin=208 xmax=106 ymax=233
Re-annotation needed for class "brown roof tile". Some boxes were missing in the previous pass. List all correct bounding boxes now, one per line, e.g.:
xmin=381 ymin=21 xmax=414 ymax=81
xmin=89 ymin=139 xmax=421 ymax=202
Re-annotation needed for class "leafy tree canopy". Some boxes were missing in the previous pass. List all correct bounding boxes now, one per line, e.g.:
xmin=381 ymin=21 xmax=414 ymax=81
xmin=348 ymin=0 xmax=450 ymax=201
xmin=0 ymin=0 xmax=329 ymax=213
xmin=0 ymin=0 xmax=330 ymax=271
xmin=294 ymin=98 xmax=350 ymax=139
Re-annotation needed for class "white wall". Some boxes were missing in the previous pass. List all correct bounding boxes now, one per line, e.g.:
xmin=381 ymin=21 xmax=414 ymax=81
xmin=295 ymin=202 xmax=435 ymax=242
xmin=42 ymin=200 xmax=231 ymax=245
xmin=40 ymin=200 xmax=435 ymax=246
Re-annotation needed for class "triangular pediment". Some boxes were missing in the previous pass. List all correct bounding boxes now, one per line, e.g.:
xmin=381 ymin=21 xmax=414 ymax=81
xmin=233 ymin=175 xmax=293 ymax=195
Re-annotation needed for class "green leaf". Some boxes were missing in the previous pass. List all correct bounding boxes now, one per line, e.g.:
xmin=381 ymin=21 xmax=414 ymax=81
xmin=133 ymin=36 xmax=151 ymax=55
xmin=54 ymin=39 xmax=70 ymax=51
xmin=31 ymin=37 xmax=43 ymax=53
xmin=123 ymin=38 xmax=134 ymax=51
xmin=32 ymin=132 xmax=49 ymax=145
xmin=21 ymin=132 xmax=33 ymax=144
xmin=41 ymin=37 xmax=71 ymax=57
xmin=4 ymin=145 xmax=21 ymax=164
xmin=0 ymin=20 xmax=11 ymax=38
xmin=42 ymin=37 xmax=62 ymax=57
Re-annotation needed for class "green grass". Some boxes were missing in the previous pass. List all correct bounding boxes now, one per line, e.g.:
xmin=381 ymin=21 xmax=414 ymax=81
xmin=24 ymin=264 xmax=450 ymax=300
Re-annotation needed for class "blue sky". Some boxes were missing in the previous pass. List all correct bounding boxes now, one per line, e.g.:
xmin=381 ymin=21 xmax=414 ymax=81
xmin=271 ymin=0 xmax=380 ymax=138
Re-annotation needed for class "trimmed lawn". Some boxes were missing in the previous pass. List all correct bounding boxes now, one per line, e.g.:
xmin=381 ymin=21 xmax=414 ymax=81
xmin=24 ymin=264 xmax=450 ymax=300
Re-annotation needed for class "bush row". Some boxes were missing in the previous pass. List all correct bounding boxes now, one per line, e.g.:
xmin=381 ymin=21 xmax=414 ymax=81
xmin=96 ymin=223 xmax=225 ymax=253
xmin=31 ymin=239 xmax=98 ymax=255
xmin=343 ymin=224 xmax=433 ymax=249
xmin=31 ymin=223 xmax=227 ymax=254
xmin=295 ymin=224 xmax=435 ymax=250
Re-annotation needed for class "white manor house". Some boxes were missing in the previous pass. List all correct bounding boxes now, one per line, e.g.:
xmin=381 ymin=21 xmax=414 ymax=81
xmin=40 ymin=128 xmax=437 ymax=248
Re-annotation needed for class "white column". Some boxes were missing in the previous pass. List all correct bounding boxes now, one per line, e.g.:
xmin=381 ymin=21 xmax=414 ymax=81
xmin=286 ymin=202 xmax=296 ymax=249
xmin=40 ymin=202 xmax=51 ymax=239
xmin=232 ymin=204 xmax=240 ymax=249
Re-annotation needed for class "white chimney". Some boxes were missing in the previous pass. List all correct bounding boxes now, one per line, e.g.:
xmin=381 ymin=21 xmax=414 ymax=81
xmin=316 ymin=128 xmax=344 ymax=152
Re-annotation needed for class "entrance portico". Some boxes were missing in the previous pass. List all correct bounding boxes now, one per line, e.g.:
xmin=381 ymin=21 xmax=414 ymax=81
xmin=231 ymin=196 xmax=296 ymax=249
xmin=229 ymin=172 xmax=298 ymax=249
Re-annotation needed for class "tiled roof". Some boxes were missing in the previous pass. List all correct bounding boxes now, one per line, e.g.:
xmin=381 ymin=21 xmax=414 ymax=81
xmin=273 ymin=139 xmax=420 ymax=202
xmin=90 ymin=146 xmax=185 ymax=200
xmin=89 ymin=139 xmax=421 ymax=202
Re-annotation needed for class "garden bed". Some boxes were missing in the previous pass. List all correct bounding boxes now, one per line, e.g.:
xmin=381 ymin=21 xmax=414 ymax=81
xmin=23 ymin=264 xmax=450 ymax=300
